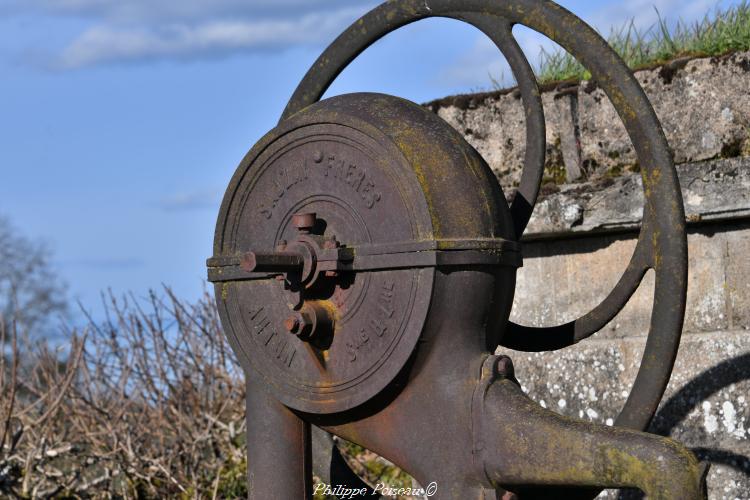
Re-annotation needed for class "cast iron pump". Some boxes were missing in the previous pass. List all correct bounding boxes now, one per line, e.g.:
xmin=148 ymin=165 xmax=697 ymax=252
xmin=207 ymin=1 xmax=706 ymax=498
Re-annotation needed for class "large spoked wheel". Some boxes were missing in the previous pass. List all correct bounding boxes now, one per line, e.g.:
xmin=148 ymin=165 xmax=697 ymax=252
xmin=283 ymin=0 xmax=687 ymax=433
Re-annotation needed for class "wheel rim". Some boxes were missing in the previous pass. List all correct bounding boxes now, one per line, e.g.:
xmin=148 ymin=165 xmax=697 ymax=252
xmin=281 ymin=0 xmax=688 ymax=431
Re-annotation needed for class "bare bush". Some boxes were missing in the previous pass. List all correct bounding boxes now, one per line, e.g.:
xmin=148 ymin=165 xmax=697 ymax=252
xmin=0 ymin=288 xmax=246 ymax=498
xmin=0 ymin=287 xmax=421 ymax=499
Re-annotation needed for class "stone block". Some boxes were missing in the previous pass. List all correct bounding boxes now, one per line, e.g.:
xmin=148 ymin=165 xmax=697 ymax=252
xmin=726 ymin=226 xmax=750 ymax=331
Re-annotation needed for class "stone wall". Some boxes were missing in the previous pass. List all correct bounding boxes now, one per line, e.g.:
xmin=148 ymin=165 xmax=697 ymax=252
xmin=506 ymin=160 xmax=750 ymax=497
xmin=514 ymin=158 xmax=750 ymax=339
xmin=428 ymin=50 xmax=750 ymax=190
xmin=428 ymin=56 xmax=750 ymax=499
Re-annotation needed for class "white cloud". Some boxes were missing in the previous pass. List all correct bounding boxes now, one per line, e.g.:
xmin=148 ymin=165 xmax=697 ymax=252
xmin=4 ymin=0 xmax=375 ymax=68
xmin=8 ymin=0 xmax=362 ymax=22
xmin=57 ymin=7 xmax=366 ymax=68
xmin=9 ymin=0 xmax=731 ymax=71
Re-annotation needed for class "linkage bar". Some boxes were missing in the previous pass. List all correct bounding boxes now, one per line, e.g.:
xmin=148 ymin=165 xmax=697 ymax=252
xmin=207 ymin=238 xmax=522 ymax=283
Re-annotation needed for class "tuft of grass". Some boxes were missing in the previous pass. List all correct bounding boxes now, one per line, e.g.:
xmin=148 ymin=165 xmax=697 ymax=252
xmin=534 ymin=1 xmax=750 ymax=83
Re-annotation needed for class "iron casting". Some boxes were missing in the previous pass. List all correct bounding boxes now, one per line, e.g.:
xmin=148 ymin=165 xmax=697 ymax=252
xmin=207 ymin=1 xmax=705 ymax=498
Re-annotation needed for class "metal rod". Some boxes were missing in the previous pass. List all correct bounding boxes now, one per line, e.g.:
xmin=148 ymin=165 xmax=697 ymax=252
xmin=246 ymin=376 xmax=312 ymax=499
xmin=241 ymin=251 xmax=304 ymax=273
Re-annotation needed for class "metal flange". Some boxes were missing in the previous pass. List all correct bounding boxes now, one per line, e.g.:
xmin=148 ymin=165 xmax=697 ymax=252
xmin=210 ymin=93 xmax=516 ymax=414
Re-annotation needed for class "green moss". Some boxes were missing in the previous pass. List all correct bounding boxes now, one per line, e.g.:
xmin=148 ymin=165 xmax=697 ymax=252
xmin=216 ymin=458 xmax=248 ymax=499
xmin=605 ymin=165 xmax=624 ymax=178
xmin=543 ymin=162 xmax=567 ymax=185
xmin=628 ymin=162 xmax=642 ymax=173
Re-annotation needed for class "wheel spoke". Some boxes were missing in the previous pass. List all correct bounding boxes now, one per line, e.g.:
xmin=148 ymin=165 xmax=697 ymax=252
xmin=282 ymin=8 xmax=546 ymax=238
xmin=501 ymin=220 xmax=654 ymax=351
xmin=449 ymin=15 xmax=546 ymax=238
xmin=278 ymin=0 xmax=688 ymax=446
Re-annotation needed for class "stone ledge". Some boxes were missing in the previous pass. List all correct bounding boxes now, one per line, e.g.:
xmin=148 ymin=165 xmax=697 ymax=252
xmin=523 ymin=156 xmax=750 ymax=239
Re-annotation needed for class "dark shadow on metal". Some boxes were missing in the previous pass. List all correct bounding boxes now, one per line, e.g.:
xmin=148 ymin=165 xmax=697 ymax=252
xmin=330 ymin=444 xmax=380 ymax=497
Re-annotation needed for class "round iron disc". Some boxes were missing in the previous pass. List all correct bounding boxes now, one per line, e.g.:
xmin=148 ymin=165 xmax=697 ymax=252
xmin=213 ymin=95 xmax=437 ymax=414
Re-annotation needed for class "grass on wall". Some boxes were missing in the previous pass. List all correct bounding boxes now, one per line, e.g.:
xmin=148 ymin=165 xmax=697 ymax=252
xmin=534 ymin=1 xmax=750 ymax=83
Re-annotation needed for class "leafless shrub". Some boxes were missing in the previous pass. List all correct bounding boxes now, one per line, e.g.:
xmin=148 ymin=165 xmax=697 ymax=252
xmin=0 ymin=288 xmax=247 ymax=499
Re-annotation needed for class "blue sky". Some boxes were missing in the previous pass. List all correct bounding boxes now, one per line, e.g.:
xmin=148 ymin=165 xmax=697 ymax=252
xmin=0 ymin=0 xmax=736 ymax=323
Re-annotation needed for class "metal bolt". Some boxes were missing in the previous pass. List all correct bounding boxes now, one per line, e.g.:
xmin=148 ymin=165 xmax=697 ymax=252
xmin=284 ymin=316 xmax=300 ymax=334
xmin=323 ymin=235 xmax=339 ymax=277
xmin=323 ymin=235 xmax=339 ymax=249
xmin=292 ymin=213 xmax=316 ymax=233
xmin=241 ymin=252 xmax=303 ymax=273
xmin=284 ymin=311 xmax=314 ymax=339
xmin=274 ymin=241 xmax=288 ymax=281
xmin=494 ymin=356 xmax=515 ymax=379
